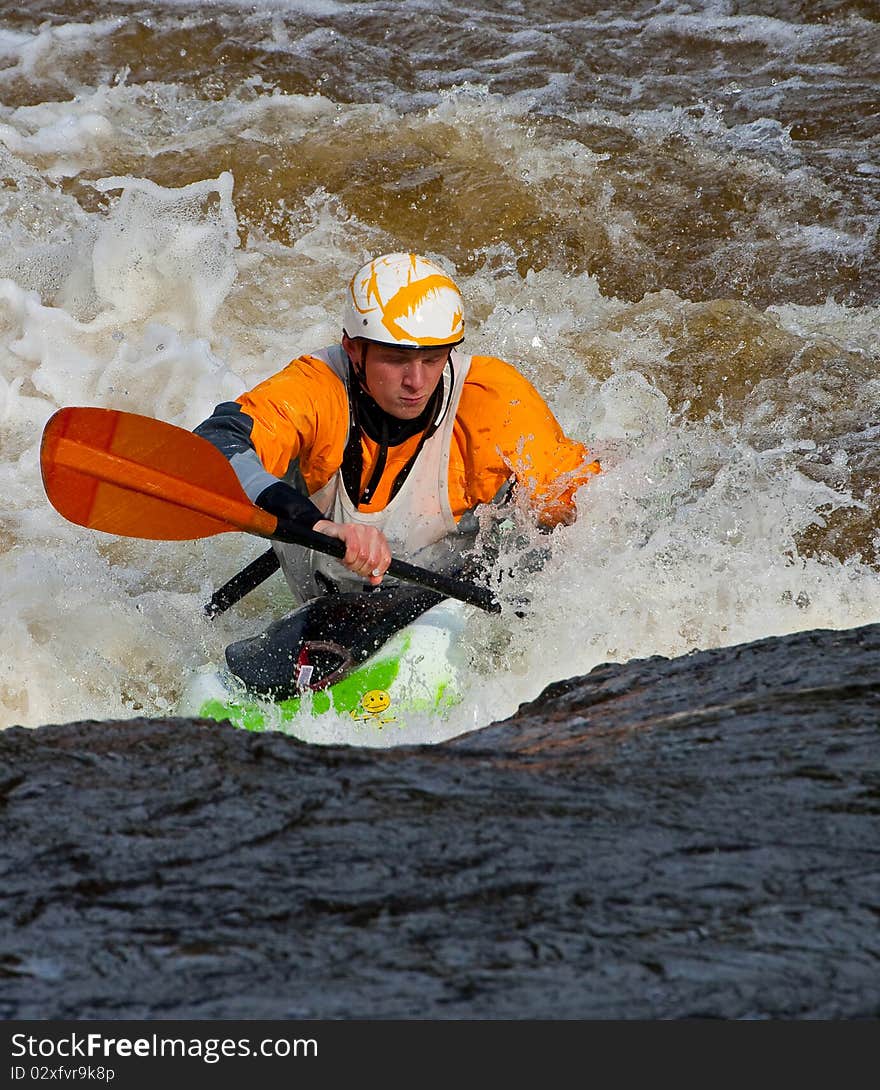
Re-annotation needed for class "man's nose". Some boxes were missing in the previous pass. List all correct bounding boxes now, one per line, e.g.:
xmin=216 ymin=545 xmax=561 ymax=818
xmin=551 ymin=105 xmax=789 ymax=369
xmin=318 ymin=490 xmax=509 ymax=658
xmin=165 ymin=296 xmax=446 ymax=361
xmin=402 ymin=361 xmax=426 ymax=386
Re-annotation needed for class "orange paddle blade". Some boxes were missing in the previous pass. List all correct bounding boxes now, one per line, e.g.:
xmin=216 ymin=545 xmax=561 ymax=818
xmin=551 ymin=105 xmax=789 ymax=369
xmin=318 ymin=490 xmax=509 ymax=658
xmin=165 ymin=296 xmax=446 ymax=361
xmin=40 ymin=407 xmax=278 ymax=541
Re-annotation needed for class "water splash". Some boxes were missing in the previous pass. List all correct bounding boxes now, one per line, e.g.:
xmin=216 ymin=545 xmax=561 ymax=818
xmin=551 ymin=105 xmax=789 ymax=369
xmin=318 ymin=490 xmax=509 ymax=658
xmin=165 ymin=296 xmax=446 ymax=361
xmin=0 ymin=1 xmax=877 ymax=737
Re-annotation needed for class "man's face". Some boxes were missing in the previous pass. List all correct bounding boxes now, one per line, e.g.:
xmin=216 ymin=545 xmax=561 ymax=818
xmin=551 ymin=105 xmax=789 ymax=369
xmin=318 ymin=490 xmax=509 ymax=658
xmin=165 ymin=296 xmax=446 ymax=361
xmin=344 ymin=335 xmax=448 ymax=420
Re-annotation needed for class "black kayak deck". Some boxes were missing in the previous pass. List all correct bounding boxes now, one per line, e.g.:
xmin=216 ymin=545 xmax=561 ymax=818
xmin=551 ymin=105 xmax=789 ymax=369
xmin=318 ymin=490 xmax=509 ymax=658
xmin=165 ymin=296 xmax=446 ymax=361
xmin=224 ymin=585 xmax=444 ymax=700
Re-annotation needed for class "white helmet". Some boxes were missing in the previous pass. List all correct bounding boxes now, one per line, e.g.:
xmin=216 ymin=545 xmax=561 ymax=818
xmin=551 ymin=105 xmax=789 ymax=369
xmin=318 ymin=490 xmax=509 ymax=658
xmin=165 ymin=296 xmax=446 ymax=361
xmin=343 ymin=252 xmax=465 ymax=348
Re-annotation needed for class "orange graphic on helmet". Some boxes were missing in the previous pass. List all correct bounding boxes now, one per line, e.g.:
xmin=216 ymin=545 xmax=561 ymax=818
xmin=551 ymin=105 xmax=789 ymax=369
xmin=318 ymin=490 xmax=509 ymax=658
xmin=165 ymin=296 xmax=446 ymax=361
xmin=346 ymin=253 xmax=465 ymax=348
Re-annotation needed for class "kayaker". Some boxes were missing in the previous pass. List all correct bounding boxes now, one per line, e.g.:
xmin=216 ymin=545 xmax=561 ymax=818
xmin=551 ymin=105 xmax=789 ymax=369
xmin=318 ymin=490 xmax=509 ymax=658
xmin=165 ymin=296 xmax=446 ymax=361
xmin=195 ymin=251 xmax=600 ymax=602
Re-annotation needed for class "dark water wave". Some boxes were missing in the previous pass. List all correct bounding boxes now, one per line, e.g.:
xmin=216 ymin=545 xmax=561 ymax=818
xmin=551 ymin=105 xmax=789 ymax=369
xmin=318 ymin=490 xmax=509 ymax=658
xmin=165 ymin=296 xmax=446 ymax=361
xmin=2 ymin=621 xmax=879 ymax=1018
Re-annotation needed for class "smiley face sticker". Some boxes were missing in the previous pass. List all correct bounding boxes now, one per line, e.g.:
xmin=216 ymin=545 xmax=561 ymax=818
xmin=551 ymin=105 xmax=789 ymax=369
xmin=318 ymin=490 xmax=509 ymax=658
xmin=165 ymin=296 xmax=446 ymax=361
xmin=351 ymin=688 xmax=396 ymax=725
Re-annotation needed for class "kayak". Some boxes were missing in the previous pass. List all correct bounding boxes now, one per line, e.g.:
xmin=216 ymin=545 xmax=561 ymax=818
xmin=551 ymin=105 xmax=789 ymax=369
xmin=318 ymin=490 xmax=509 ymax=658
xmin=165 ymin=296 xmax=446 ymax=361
xmin=37 ymin=406 xmax=502 ymax=740
xmin=177 ymin=585 xmax=471 ymax=734
xmin=38 ymin=407 xmax=502 ymax=737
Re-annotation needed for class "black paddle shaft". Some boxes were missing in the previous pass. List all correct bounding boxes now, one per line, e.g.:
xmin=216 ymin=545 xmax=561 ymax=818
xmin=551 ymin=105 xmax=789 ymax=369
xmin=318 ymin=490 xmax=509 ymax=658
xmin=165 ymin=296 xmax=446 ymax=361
xmin=206 ymin=519 xmax=501 ymax=616
xmin=271 ymin=518 xmax=501 ymax=613
xmin=205 ymin=547 xmax=281 ymax=618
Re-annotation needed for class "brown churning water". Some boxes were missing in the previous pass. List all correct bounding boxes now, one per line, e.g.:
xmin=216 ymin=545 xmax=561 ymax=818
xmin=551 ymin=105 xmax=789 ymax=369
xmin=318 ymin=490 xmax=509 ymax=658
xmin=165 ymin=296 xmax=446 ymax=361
xmin=0 ymin=1 xmax=878 ymax=735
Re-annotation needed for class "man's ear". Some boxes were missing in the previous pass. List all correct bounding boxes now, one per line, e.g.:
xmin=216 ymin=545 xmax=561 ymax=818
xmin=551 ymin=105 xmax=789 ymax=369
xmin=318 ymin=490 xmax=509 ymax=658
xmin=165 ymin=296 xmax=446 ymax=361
xmin=342 ymin=332 xmax=363 ymax=365
xmin=343 ymin=334 xmax=369 ymax=388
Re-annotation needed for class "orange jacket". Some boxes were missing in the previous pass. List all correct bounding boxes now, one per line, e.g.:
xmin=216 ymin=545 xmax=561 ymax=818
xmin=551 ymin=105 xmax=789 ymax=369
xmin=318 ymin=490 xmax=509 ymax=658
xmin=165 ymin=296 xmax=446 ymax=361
xmin=235 ymin=352 xmax=599 ymax=526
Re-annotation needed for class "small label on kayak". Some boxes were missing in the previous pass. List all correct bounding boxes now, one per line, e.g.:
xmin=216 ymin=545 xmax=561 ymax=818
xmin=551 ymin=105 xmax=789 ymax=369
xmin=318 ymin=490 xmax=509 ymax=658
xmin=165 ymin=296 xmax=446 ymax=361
xmin=295 ymin=664 xmax=314 ymax=689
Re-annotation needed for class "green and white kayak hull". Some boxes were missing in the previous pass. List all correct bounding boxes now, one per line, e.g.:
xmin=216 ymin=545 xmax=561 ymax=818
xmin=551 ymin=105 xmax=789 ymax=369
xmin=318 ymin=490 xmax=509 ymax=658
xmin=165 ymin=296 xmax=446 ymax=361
xmin=178 ymin=596 xmax=470 ymax=734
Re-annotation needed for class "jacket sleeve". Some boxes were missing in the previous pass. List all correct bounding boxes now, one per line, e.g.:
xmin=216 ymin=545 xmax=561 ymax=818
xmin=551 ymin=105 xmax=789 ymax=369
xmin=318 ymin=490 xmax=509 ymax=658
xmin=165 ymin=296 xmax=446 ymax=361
xmin=194 ymin=400 xmax=282 ymax=503
xmin=456 ymin=356 xmax=600 ymax=527
xmin=193 ymin=354 xmax=348 ymax=519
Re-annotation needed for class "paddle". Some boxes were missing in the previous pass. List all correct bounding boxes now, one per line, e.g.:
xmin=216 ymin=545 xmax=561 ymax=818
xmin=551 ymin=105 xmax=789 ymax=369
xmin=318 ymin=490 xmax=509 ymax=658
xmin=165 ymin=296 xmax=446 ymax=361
xmin=39 ymin=406 xmax=501 ymax=614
